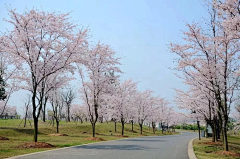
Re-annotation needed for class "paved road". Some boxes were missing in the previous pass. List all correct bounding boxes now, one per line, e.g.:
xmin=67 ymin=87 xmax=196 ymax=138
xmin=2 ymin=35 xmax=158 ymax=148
xmin=11 ymin=132 xmax=197 ymax=159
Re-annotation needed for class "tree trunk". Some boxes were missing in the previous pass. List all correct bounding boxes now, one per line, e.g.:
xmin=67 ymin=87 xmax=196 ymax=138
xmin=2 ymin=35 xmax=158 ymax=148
xmin=33 ymin=117 xmax=38 ymax=142
xmin=211 ymin=124 xmax=216 ymax=142
xmin=67 ymin=106 xmax=70 ymax=122
xmin=214 ymin=124 xmax=218 ymax=142
xmin=198 ymin=123 xmax=201 ymax=140
xmin=56 ymin=120 xmax=59 ymax=133
xmin=99 ymin=116 xmax=103 ymax=123
xmin=32 ymin=90 xmax=38 ymax=142
xmin=161 ymin=123 xmax=164 ymax=134
xmin=114 ymin=121 xmax=117 ymax=133
xmin=223 ymin=121 xmax=229 ymax=151
xmin=91 ymin=104 xmax=98 ymax=137
xmin=131 ymin=120 xmax=133 ymax=131
xmin=42 ymin=98 xmax=47 ymax=122
xmin=24 ymin=116 xmax=27 ymax=127
xmin=218 ymin=112 xmax=223 ymax=140
xmin=152 ymin=122 xmax=155 ymax=134
xmin=121 ymin=121 xmax=124 ymax=136
xmin=92 ymin=122 xmax=96 ymax=137
xmin=139 ymin=124 xmax=143 ymax=134
xmin=24 ymin=111 xmax=27 ymax=127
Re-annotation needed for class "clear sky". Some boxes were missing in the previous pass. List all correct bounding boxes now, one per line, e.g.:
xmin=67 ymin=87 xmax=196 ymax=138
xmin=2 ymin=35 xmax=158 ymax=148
xmin=0 ymin=0 xmax=208 ymax=111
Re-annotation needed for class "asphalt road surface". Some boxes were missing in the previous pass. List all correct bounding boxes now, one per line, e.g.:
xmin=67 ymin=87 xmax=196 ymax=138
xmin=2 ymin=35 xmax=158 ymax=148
xmin=10 ymin=131 xmax=197 ymax=159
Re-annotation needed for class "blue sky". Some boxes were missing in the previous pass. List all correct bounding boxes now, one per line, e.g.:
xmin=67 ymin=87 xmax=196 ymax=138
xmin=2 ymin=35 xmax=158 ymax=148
xmin=0 ymin=0 xmax=208 ymax=111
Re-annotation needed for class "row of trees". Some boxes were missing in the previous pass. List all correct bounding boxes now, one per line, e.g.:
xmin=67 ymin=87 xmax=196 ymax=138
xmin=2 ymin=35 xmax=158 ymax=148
xmin=0 ymin=8 xmax=181 ymax=142
xmin=0 ymin=102 xmax=17 ymax=119
xmin=46 ymin=79 xmax=180 ymax=136
xmin=171 ymin=0 xmax=240 ymax=151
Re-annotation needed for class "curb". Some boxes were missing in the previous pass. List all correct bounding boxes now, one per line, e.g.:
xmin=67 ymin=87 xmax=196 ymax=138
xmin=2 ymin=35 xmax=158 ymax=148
xmin=188 ymin=138 xmax=197 ymax=159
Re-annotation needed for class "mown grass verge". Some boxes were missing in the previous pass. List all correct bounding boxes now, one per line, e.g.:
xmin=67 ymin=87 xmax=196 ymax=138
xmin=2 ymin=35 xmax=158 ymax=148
xmin=193 ymin=136 xmax=240 ymax=159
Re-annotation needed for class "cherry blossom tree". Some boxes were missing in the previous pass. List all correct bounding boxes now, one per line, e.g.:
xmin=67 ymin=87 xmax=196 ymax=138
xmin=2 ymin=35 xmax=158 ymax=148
xmin=0 ymin=101 xmax=9 ymax=118
xmin=78 ymin=43 xmax=121 ymax=137
xmin=70 ymin=104 xmax=87 ymax=123
xmin=231 ymin=108 xmax=240 ymax=134
xmin=19 ymin=94 xmax=32 ymax=127
xmin=49 ymin=89 xmax=64 ymax=133
xmin=134 ymin=90 xmax=153 ymax=134
xmin=62 ymin=87 xmax=76 ymax=122
xmin=167 ymin=111 xmax=184 ymax=132
xmin=175 ymin=87 xmax=219 ymax=142
xmin=147 ymin=97 xmax=160 ymax=134
xmin=157 ymin=98 xmax=170 ymax=134
xmin=170 ymin=0 xmax=240 ymax=150
xmin=0 ymin=8 xmax=88 ymax=142
xmin=108 ymin=79 xmax=137 ymax=135
xmin=41 ymin=71 xmax=71 ymax=122
xmin=128 ymin=100 xmax=138 ymax=132
xmin=0 ymin=103 xmax=17 ymax=119
xmin=0 ymin=52 xmax=19 ymax=116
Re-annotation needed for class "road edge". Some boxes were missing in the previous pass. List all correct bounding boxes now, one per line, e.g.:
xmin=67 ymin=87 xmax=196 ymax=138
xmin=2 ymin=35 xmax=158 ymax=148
xmin=188 ymin=138 xmax=197 ymax=159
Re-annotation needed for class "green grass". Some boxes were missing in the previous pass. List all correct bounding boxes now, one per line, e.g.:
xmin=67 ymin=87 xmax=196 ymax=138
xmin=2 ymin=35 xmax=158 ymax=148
xmin=0 ymin=119 xmax=179 ymax=159
xmin=193 ymin=136 xmax=240 ymax=159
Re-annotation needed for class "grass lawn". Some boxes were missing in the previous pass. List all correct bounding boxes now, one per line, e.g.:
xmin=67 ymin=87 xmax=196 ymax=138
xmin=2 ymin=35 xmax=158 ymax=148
xmin=193 ymin=136 xmax=240 ymax=159
xmin=0 ymin=119 xmax=178 ymax=159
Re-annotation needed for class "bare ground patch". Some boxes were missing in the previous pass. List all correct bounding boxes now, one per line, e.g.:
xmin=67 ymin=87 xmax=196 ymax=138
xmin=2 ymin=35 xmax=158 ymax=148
xmin=84 ymin=137 xmax=106 ymax=141
xmin=203 ymin=142 xmax=223 ymax=146
xmin=47 ymin=133 xmax=68 ymax=136
xmin=115 ymin=135 xmax=129 ymax=137
xmin=213 ymin=150 xmax=240 ymax=157
xmin=15 ymin=142 xmax=55 ymax=149
xmin=0 ymin=136 xmax=9 ymax=140
xmin=137 ymin=134 xmax=147 ymax=136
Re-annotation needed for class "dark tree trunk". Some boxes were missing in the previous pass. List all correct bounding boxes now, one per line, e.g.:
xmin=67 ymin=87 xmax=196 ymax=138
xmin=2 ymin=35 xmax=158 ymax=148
xmin=56 ymin=120 xmax=59 ymax=133
xmin=24 ymin=111 xmax=27 ymax=127
xmin=24 ymin=116 xmax=27 ymax=127
xmin=152 ymin=122 xmax=156 ymax=134
xmin=42 ymin=97 xmax=48 ymax=122
xmin=223 ymin=120 xmax=229 ymax=151
xmin=121 ymin=117 xmax=125 ymax=135
xmin=32 ymin=90 xmax=39 ymax=142
xmin=67 ymin=106 xmax=70 ymax=122
xmin=139 ymin=124 xmax=143 ymax=134
xmin=114 ymin=121 xmax=117 ymax=133
xmin=161 ymin=123 xmax=164 ymax=134
xmin=92 ymin=123 xmax=96 ymax=137
xmin=99 ymin=116 xmax=103 ymax=123
xmin=210 ymin=123 xmax=216 ymax=142
xmin=121 ymin=121 xmax=124 ymax=135
xmin=131 ymin=120 xmax=134 ymax=131
xmin=33 ymin=117 xmax=38 ymax=142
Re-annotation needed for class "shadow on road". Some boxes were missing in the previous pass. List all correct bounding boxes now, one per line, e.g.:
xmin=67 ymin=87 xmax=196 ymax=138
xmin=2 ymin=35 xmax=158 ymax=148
xmin=74 ymin=144 xmax=153 ymax=151
xmin=118 ymin=139 xmax=166 ymax=142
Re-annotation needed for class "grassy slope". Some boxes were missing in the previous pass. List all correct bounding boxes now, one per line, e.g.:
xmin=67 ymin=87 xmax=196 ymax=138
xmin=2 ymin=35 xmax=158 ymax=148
xmin=193 ymin=136 xmax=240 ymax=159
xmin=0 ymin=119 xmax=178 ymax=159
